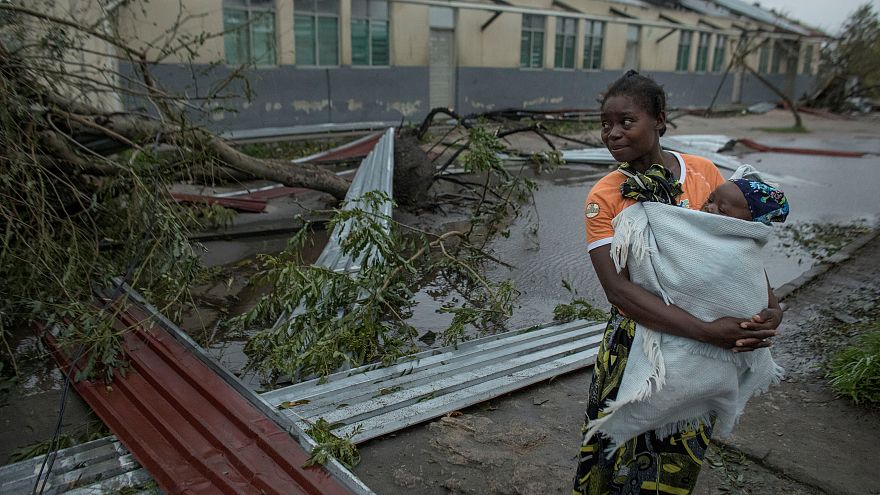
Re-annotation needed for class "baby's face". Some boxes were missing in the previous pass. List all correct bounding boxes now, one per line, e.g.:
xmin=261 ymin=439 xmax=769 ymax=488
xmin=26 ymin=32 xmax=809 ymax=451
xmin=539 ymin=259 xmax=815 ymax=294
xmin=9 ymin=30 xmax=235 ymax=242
xmin=701 ymin=181 xmax=752 ymax=221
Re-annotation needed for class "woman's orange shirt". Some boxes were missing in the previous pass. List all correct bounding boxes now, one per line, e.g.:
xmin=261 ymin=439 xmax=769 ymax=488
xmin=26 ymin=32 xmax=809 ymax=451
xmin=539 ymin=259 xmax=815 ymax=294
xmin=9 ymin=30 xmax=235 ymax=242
xmin=584 ymin=152 xmax=726 ymax=251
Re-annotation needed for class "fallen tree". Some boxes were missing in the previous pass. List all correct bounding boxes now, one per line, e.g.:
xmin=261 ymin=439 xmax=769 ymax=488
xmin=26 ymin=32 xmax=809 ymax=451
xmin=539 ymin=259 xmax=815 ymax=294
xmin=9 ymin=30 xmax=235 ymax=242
xmin=0 ymin=2 xmax=562 ymax=383
xmin=0 ymin=2 xmax=353 ymax=381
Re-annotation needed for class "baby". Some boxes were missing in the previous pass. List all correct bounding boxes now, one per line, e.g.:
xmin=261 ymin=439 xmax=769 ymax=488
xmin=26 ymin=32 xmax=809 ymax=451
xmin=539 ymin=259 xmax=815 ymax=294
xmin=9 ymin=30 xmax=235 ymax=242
xmin=701 ymin=178 xmax=790 ymax=224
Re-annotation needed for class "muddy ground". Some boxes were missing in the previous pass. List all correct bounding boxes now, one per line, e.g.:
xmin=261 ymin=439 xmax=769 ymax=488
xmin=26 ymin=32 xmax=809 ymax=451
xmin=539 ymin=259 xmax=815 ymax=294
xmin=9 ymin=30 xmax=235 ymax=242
xmin=1 ymin=109 xmax=879 ymax=493
xmin=353 ymin=231 xmax=880 ymax=495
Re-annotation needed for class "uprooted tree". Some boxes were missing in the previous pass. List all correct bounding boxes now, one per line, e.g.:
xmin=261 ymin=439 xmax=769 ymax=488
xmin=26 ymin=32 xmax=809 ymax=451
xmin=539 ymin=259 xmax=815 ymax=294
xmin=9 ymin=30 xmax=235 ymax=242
xmin=0 ymin=1 xmax=364 ymax=381
xmin=0 ymin=2 xmax=562 ymax=383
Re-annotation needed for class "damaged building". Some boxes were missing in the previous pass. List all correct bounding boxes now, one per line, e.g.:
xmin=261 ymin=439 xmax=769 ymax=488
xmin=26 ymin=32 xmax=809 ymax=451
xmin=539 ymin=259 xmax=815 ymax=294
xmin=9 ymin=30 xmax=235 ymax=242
xmin=88 ymin=0 xmax=826 ymax=130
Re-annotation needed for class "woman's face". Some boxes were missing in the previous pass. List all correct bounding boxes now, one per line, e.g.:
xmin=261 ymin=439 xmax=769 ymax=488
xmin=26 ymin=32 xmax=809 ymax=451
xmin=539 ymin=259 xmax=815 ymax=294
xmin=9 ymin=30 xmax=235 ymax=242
xmin=600 ymin=95 xmax=664 ymax=164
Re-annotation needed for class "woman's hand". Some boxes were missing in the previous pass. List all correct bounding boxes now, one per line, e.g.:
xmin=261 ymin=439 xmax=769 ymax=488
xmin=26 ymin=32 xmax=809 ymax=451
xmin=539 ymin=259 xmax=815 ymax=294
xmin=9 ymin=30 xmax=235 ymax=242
xmin=698 ymin=316 xmax=778 ymax=352
xmin=731 ymin=276 xmax=786 ymax=351
xmin=730 ymin=306 xmax=784 ymax=351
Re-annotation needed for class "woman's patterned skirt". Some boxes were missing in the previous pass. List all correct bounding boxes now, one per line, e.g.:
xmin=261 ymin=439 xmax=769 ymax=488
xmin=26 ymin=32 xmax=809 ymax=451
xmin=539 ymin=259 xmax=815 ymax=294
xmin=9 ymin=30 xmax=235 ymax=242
xmin=572 ymin=308 xmax=713 ymax=495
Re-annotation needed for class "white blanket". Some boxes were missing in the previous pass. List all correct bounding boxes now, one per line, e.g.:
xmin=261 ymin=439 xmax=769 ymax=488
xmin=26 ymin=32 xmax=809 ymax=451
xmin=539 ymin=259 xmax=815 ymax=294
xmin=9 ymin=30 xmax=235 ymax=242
xmin=584 ymin=201 xmax=784 ymax=454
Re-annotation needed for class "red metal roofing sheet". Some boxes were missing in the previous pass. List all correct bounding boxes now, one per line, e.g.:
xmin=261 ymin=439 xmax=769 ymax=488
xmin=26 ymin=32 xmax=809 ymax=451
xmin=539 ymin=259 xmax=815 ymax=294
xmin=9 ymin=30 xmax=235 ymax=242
xmin=737 ymin=138 xmax=866 ymax=158
xmin=170 ymin=192 xmax=268 ymax=213
xmin=45 ymin=303 xmax=353 ymax=495
xmin=306 ymin=133 xmax=382 ymax=164
xmin=244 ymin=186 xmax=307 ymax=201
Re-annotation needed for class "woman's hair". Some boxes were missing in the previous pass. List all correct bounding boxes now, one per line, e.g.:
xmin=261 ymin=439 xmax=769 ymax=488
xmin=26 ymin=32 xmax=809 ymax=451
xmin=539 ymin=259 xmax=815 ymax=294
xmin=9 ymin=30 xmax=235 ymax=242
xmin=601 ymin=70 xmax=668 ymax=136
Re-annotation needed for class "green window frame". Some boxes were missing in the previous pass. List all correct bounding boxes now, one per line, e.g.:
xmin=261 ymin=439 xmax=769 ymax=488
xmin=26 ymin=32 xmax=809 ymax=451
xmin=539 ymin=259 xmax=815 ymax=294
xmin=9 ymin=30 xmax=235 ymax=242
xmin=623 ymin=25 xmax=640 ymax=70
xmin=770 ymin=41 xmax=782 ymax=74
xmin=712 ymin=35 xmax=726 ymax=72
xmin=676 ymin=30 xmax=692 ymax=72
xmin=695 ymin=32 xmax=710 ymax=72
xmin=758 ymin=41 xmax=769 ymax=73
xmin=583 ymin=20 xmax=604 ymax=70
xmin=351 ymin=0 xmax=389 ymax=66
xmin=802 ymin=43 xmax=813 ymax=75
xmin=554 ymin=17 xmax=576 ymax=69
xmin=295 ymin=0 xmax=339 ymax=66
xmin=520 ymin=14 xmax=544 ymax=68
xmin=223 ymin=0 xmax=277 ymax=66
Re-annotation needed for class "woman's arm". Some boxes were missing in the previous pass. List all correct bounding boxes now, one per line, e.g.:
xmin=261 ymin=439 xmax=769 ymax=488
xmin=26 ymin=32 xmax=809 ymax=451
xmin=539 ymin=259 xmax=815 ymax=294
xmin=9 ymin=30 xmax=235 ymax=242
xmin=590 ymin=244 xmax=778 ymax=350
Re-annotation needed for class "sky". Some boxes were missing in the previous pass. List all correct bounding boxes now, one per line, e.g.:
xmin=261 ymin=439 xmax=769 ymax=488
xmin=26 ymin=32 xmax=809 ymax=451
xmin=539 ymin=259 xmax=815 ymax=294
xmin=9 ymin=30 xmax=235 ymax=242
xmin=751 ymin=0 xmax=880 ymax=34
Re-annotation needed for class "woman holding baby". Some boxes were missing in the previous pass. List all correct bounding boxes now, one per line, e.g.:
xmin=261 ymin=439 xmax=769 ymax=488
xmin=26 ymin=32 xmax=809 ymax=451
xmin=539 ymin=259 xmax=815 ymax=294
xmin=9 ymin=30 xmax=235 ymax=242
xmin=572 ymin=71 xmax=789 ymax=495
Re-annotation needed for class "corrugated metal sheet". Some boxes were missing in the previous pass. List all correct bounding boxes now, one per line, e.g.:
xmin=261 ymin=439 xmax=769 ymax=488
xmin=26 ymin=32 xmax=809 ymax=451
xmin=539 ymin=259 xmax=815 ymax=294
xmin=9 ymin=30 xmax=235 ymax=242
xmin=665 ymin=134 xmax=736 ymax=152
xmin=170 ymin=192 xmax=268 ymax=213
xmin=52 ymin=306 xmax=355 ymax=495
xmin=313 ymin=127 xmax=395 ymax=274
xmin=214 ymin=184 xmax=307 ymax=201
xmin=660 ymin=136 xmax=744 ymax=172
xmin=737 ymin=138 xmax=866 ymax=158
xmin=0 ymin=282 xmax=377 ymax=494
xmin=678 ymin=0 xmax=734 ymax=18
xmin=0 ymin=437 xmax=152 ymax=494
xmin=525 ymin=135 xmax=745 ymax=172
xmin=261 ymin=319 xmax=605 ymax=444
xmin=21 ymin=298 xmax=361 ymax=495
xmin=710 ymin=0 xmax=811 ymax=35
xmin=223 ymin=123 xmax=398 ymax=142
xmin=291 ymin=132 xmax=383 ymax=165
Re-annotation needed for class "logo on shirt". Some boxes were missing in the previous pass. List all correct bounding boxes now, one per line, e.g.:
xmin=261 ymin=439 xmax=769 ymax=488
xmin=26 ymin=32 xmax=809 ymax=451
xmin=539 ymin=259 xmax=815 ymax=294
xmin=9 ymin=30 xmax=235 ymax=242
xmin=678 ymin=199 xmax=690 ymax=209
xmin=585 ymin=203 xmax=600 ymax=218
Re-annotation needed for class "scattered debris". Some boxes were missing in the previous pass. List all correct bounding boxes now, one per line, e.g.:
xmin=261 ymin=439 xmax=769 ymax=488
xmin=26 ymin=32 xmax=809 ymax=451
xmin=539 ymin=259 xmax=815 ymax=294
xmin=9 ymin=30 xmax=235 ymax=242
xmin=737 ymin=138 xmax=867 ymax=158
xmin=169 ymin=192 xmax=267 ymax=213
xmin=747 ymin=102 xmax=778 ymax=114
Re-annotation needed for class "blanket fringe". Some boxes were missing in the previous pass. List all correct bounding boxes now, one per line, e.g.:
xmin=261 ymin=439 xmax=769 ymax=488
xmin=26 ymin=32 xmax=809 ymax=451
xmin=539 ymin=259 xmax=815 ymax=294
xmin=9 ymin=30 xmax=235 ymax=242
xmin=580 ymin=326 xmax=668 ymax=453
xmin=611 ymin=212 xmax=650 ymax=274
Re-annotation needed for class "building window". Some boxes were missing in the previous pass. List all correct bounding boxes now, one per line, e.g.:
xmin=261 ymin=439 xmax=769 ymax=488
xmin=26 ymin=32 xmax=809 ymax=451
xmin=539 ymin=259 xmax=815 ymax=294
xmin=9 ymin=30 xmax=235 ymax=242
xmin=583 ymin=20 xmax=604 ymax=70
xmin=770 ymin=41 xmax=783 ymax=74
xmin=295 ymin=0 xmax=339 ymax=66
xmin=223 ymin=0 xmax=276 ymax=66
xmin=695 ymin=32 xmax=710 ymax=71
xmin=712 ymin=35 xmax=726 ymax=72
xmin=521 ymin=14 xmax=545 ymax=68
xmin=351 ymin=0 xmax=389 ymax=66
xmin=554 ymin=17 xmax=576 ymax=69
xmin=623 ymin=25 xmax=640 ymax=70
xmin=758 ymin=41 xmax=770 ymax=73
xmin=676 ymin=30 xmax=692 ymax=72
xmin=802 ymin=43 xmax=813 ymax=75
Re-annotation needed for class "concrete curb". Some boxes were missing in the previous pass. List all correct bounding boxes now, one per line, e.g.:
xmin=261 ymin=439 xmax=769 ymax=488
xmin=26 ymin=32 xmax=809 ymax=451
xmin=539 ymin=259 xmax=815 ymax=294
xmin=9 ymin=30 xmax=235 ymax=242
xmin=712 ymin=436 xmax=862 ymax=495
xmin=774 ymin=228 xmax=880 ymax=302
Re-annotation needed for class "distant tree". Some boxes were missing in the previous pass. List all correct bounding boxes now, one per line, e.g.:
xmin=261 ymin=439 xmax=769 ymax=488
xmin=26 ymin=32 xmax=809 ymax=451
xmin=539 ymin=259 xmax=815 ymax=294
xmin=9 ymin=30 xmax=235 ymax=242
xmin=813 ymin=3 xmax=880 ymax=109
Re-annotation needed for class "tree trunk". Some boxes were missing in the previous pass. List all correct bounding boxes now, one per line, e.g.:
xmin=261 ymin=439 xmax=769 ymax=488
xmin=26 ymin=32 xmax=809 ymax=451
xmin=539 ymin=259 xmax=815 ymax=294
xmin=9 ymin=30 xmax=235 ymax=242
xmin=63 ymin=113 xmax=353 ymax=200
xmin=393 ymin=132 xmax=435 ymax=206
xmin=743 ymin=65 xmax=804 ymax=129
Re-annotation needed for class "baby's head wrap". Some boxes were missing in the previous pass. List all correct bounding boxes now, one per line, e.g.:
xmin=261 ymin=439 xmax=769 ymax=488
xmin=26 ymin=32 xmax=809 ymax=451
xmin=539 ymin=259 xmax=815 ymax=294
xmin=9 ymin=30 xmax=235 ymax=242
xmin=730 ymin=179 xmax=790 ymax=224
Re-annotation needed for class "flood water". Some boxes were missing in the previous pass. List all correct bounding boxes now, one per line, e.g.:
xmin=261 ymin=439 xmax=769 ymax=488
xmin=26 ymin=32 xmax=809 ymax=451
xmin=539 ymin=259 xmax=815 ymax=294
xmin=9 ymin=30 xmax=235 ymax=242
xmin=202 ymin=140 xmax=880 ymax=379
xmin=471 ymin=141 xmax=880 ymax=331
